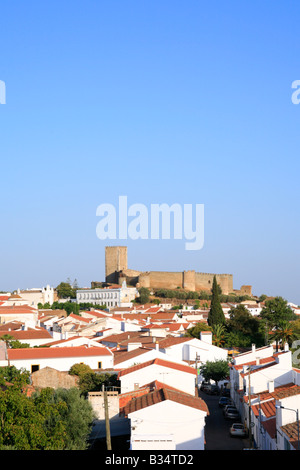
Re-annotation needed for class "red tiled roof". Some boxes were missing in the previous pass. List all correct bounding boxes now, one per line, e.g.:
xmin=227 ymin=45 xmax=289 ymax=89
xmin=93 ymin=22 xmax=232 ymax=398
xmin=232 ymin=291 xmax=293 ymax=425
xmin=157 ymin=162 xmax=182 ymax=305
xmin=118 ymin=357 xmax=197 ymax=378
xmin=121 ymin=387 xmax=208 ymax=416
xmin=7 ymin=345 xmax=112 ymax=360
xmin=0 ymin=306 xmax=37 ymax=314
xmin=0 ymin=321 xmax=23 ymax=331
xmin=0 ymin=329 xmax=52 ymax=340
xmin=244 ymin=383 xmax=300 ymax=403
xmin=68 ymin=313 xmax=93 ymax=323
xmin=233 ymin=355 xmax=276 ymax=371
xmin=281 ymin=421 xmax=300 ymax=450
xmin=252 ymin=399 xmax=276 ymax=418
xmin=262 ymin=418 xmax=276 ymax=440
xmin=240 ymin=361 xmax=277 ymax=377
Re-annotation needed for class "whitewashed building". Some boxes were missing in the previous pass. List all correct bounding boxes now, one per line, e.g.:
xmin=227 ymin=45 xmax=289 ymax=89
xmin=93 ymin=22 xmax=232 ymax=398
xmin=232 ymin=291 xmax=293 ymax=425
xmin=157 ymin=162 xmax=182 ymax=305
xmin=122 ymin=387 xmax=208 ymax=450
xmin=0 ymin=345 xmax=114 ymax=373
xmin=118 ymin=358 xmax=197 ymax=396
xmin=76 ymin=281 xmax=138 ymax=308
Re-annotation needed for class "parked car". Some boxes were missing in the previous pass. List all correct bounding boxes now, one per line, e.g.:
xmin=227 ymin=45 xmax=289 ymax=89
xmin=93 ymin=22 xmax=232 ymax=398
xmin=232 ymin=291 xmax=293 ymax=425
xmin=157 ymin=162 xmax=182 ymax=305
xmin=230 ymin=423 xmax=248 ymax=437
xmin=200 ymin=382 xmax=211 ymax=392
xmin=223 ymin=404 xmax=236 ymax=415
xmin=225 ymin=407 xmax=240 ymax=420
xmin=207 ymin=385 xmax=220 ymax=395
xmin=219 ymin=397 xmax=232 ymax=407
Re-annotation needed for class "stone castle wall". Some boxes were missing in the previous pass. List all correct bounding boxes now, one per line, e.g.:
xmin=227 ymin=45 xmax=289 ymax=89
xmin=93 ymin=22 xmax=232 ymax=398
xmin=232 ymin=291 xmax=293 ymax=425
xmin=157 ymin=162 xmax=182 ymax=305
xmin=105 ymin=246 xmax=128 ymax=283
xmin=105 ymin=246 xmax=248 ymax=296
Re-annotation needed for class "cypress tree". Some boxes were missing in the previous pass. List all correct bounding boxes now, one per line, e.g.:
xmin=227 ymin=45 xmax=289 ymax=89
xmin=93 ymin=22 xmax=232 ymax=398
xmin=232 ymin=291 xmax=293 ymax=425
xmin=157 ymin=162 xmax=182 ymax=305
xmin=208 ymin=276 xmax=226 ymax=327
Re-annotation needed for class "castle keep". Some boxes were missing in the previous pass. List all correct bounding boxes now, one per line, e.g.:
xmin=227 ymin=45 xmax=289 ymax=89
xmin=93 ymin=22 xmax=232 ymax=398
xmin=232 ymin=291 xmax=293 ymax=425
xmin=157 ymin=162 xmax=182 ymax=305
xmin=103 ymin=246 xmax=251 ymax=296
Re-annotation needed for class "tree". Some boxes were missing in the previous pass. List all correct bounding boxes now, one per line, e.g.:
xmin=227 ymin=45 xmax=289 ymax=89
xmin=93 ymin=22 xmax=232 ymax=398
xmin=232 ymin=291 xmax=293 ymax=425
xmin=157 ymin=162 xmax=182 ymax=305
xmin=212 ymin=324 xmax=226 ymax=348
xmin=0 ymin=368 xmax=95 ymax=450
xmin=259 ymin=297 xmax=296 ymax=329
xmin=56 ymin=282 xmax=76 ymax=299
xmin=207 ymin=276 xmax=226 ymax=327
xmin=69 ymin=363 xmax=119 ymax=396
xmin=137 ymin=287 xmax=150 ymax=304
xmin=48 ymin=387 xmax=95 ymax=450
xmin=226 ymin=304 xmax=264 ymax=347
xmin=185 ymin=322 xmax=212 ymax=338
xmin=269 ymin=320 xmax=296 ymax=352
xmin=199 ymin=360 xmax=229 ymax=387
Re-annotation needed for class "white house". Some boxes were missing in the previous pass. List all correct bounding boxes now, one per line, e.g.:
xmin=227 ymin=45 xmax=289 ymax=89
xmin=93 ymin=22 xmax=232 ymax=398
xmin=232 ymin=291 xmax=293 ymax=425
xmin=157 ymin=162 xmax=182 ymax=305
xmin=0 ymin=326 xmax=54 ymax=347
xmin=113 ymin=345 xmax=187 ymax=370
xmin=0 ymin=306 xmax=38 ymax=328
xmin=0 ymin=345 xmax=114 ymax=374
xmin=157 ymin=332 xmax=228 ymax=368
xmin=118 ymin=358 xmax=197 ymax=396
xmin=241 ymin=349 xmax=293 ymax=398
xmin=122 ymin=387 xmax=208 ymax=450
xmin=76 ymin=281 xmax=138 ymax=308
xmin=16 ymin=286 xmax=55 ymax=307
xmin=276 ymin=392 xmax=300 ymax=450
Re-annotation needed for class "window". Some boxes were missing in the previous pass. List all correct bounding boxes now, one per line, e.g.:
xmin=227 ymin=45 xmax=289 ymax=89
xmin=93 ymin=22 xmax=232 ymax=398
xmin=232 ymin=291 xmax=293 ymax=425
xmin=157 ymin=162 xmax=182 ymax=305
xmin=98 ymin=362 xmax=102 ymax=369
xmin=31 ymin=364 xmax=40 ymax=373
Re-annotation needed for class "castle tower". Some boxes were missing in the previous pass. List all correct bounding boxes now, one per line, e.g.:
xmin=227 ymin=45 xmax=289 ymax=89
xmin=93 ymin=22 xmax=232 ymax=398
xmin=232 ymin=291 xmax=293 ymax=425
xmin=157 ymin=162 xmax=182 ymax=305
xmin=105 ymin=246 xmax=128 ymax=284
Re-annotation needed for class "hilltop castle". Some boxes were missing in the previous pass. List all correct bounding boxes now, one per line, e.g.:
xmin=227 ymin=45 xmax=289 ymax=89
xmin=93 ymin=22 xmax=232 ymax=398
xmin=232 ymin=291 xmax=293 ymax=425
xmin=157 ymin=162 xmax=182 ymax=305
xmin=92 ymin=246 xmax=252 ymax=296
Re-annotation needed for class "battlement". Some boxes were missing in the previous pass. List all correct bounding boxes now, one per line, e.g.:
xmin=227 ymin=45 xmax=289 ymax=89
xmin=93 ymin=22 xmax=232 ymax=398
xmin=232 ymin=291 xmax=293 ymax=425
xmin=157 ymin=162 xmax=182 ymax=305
xmin=104 ymin=246 xmax=249 ymax=296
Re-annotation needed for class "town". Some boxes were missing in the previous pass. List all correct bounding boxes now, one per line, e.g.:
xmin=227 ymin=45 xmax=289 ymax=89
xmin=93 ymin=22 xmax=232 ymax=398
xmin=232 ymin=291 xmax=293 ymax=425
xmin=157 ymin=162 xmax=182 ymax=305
xmin=0 ymin=246 xmax=300 ymax=451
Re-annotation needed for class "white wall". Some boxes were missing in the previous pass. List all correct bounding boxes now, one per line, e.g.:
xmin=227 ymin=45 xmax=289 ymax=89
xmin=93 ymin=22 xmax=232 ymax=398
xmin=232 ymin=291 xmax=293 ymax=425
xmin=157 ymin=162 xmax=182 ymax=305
xmin=120 ymin=363 xmax=196 ymax=395
xmin=233 ymin=345 xmax=274 ymax=366
xmin=129 ymin=399 xmax=206 ymax=450
xmin=162 ymin=338 xmax=227 ymax=364
xmin=244 ymin=352 xmax=293 ymax=395
xmin=116 ymin=349 xmax=187 ymax=370
xmin=0 ymin=350 xmax=113 ymax=372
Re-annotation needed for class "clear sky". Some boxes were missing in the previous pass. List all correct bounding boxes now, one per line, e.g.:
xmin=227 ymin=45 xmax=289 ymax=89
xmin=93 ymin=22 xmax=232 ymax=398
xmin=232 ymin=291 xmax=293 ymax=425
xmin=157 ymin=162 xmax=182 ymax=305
xmin=0 ymin=1 xmax=299 ymax=304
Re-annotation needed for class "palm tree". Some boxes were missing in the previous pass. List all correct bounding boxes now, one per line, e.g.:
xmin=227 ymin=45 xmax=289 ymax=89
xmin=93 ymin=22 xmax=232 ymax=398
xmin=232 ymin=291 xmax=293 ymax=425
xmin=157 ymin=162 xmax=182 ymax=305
xmin=269 ymin=321 xmax=296 ymax=352
xmin=212 ymin=324 xmax=226 ymax=348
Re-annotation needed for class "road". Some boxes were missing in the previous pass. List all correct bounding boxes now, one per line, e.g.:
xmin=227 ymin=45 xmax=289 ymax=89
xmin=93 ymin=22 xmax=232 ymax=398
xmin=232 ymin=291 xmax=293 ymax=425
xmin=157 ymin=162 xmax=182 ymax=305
xmin=198 ymin=390 xmax=250 ymax=450
xmin=88 ymin=417 xmax=130 ymax=450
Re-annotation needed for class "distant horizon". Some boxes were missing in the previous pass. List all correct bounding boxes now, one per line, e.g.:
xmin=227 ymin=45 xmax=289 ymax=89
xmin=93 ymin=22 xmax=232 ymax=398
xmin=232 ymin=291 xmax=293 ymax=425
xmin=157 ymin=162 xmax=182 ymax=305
xmin=0 ymin=1 xmax=299 ymax=306
xmin=2 ymin=242 xmax=299 ymax=306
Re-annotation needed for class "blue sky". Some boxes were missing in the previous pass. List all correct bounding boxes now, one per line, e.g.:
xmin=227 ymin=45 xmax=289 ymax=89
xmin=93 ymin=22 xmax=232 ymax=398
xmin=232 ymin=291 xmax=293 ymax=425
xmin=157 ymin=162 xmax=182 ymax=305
xmin=0 ymin=1 xmax=299 ymax=303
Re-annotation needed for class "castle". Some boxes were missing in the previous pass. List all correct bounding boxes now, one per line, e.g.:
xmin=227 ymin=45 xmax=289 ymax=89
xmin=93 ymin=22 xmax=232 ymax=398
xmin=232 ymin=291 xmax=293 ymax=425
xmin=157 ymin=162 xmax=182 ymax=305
xmin=92 ymin=246 xmax=252 ymax=296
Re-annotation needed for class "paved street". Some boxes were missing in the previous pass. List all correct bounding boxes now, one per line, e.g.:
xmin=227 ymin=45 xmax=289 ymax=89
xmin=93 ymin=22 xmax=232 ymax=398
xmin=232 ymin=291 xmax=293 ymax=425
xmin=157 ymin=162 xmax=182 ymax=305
xmin=198 ymin=391 xmax=250 ymax=450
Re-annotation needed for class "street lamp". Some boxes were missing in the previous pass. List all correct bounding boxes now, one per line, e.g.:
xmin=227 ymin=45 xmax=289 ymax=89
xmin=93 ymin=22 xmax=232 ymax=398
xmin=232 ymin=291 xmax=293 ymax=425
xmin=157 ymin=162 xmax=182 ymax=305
xmin=275 ymin=405 xmax=300 ymax=450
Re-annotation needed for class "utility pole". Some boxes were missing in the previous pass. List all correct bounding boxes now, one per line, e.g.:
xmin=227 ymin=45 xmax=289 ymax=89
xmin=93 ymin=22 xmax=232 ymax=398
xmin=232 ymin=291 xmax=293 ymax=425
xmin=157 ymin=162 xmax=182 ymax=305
xmin=248 ymin=366 xmax=253 ymax=449
xmin=103 ymin=384 xmax=112 ymax=450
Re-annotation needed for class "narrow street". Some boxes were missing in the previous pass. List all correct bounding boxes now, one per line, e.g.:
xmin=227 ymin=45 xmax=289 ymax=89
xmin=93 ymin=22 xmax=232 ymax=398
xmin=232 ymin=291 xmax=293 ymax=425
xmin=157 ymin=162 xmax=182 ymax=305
xmin=198 ymin=391 xmax=250 ymax=450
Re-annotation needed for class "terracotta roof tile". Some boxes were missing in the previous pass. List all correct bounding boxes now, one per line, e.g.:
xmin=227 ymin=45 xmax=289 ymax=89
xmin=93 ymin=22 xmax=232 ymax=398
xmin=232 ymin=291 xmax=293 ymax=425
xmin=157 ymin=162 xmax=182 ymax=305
xmin=118 ymin=357 xmax=197 ymax=377
xmin=7 ymin=345 xmax=113 ymax=360
xmin=252 ymin=399 xmax=276 ymax=418
xmin=262 ymin=418 xmax=276 ymax=440
xmin=281 ymin=421 xmax=300 ymax=449
xmin=121 ymin=387 xmax=209 ymax=417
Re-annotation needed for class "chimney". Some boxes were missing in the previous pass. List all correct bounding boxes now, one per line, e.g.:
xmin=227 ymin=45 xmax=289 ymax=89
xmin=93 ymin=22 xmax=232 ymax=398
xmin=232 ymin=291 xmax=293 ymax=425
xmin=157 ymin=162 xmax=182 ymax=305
xmin=268 ymin=380 xmax=274 ymax=393
xmin=200 ymin=331 xmax=212 ymax=345
xmin=155 ymin=341 xmax=159 ymax=351
xmin=252 ymin=344 xmax=256 ymax=353
xmin=256 ymin=357 xmax=260 ymax=366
